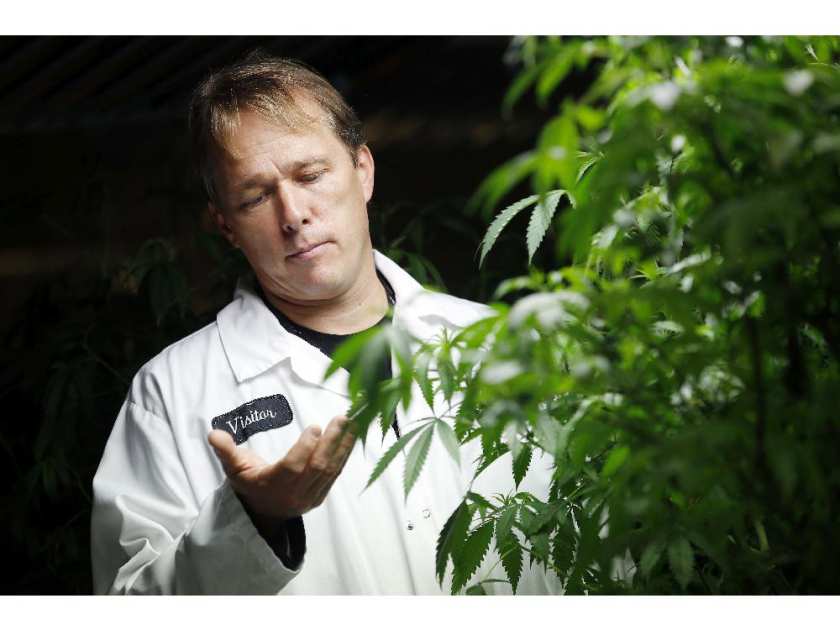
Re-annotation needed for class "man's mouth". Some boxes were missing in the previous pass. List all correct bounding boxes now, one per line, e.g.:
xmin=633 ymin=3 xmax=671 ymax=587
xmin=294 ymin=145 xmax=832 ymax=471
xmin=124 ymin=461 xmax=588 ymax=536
xmin=287 ymin=241 xmax=329 ymax=261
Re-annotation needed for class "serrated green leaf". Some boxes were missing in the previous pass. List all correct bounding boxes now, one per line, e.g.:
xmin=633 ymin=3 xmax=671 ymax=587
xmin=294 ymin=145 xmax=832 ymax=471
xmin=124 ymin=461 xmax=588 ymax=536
xmin=516 ymin=506 xmax=537 ymax=536
xmin=364 ymin=424 xmax=426 ymax=490
xmin=403 ymin=423 xmax=435 ymax=499
xmin=436 ymin=500 xmax=471 ymax=585
xmin=551 ymin=526 xmax=575 ymax=579
xmin=495 ymin=505 xmax=517 ymax=543
xmin=414 ymin=350 xmax=435 ymax=410
xmin=497 ymin=530 xmax=523 ymax=594
xmin=452 ymin=521 xmax=494 ymax=594
xmin=576 ymin=150 xmax=603 ymax=183
xmin=467 ymin=492 xmax=493 ymax=516
xmin=435 ymin=419 xmax=461 ymax=467
xmin=346 ymin=397 xmax=372 ymax=450
xmin=474 ymin=440 xmax=510 ymax=480
xmin=668 ymin=536 xmax=694 ymax=589
xmin=526 ymin=190 xmax=565 ymax=263
xmin=479 ymin=194 xmax=539 ymax=267
xmin=437 ymin=354 xmax=456 ymax=401
xmin=512 ymin=444 xmax=533 ymax=489
xmin=530 ymin=531 xmax=551 ymax=566
xmin=503 ymin=422 xmax=523 ymax=462
xmin=377 ymin=380 xmax=402 ymax=437
xmin=454 ymin=396 xmax=477 ymax=441
xmin=526 ymin=500 xmax=560 ymax=535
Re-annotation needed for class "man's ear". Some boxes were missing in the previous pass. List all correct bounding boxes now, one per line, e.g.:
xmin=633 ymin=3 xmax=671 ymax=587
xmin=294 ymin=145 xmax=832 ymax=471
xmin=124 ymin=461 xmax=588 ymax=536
xmin=208 ymin=202 xmax=239 ymax=248
xmin=355 ymin=145 xmax=375 ymax=203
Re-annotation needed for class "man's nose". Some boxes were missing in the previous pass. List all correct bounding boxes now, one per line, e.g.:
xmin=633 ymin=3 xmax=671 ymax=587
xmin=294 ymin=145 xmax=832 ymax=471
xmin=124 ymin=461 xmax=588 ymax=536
xmin=276 ymin=184 xmax=310 ymax=234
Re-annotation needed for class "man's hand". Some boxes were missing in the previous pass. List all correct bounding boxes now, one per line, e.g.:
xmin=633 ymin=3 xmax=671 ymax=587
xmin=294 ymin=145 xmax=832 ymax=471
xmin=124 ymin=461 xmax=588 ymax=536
xmin=207 ymin=415 xmax=356 ymax=522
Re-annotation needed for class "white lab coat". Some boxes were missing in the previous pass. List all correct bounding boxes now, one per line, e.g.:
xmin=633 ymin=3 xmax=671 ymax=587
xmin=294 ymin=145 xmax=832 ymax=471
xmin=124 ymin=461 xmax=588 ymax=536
xmin=91 ymin=251 xmax=563 ymax=595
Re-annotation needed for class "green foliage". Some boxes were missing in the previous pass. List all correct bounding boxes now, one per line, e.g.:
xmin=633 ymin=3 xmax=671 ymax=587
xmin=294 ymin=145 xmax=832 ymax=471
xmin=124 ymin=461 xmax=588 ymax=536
xmin=435 ymin=499 xmax=471 ymax=585
xmin=338 ymin=36 xmax=840 ymax=594
xmin=403 ymin=423 xmax=435 ymax=499
xmin=451 ymin=520 xmax=494 ymax=594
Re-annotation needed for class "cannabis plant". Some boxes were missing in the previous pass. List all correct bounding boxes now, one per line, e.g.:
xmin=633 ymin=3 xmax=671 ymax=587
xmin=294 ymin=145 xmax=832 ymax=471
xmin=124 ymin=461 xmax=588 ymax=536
xmin=333 ymin=36 xmax=840 ymax=594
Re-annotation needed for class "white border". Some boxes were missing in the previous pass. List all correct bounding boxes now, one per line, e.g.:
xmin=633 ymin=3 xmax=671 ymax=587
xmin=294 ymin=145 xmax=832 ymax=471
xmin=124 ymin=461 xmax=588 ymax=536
xmin=5 ymin=595 xmax=840 ymax=630
xmin=3 ymin=1 xmax=840 ymax=35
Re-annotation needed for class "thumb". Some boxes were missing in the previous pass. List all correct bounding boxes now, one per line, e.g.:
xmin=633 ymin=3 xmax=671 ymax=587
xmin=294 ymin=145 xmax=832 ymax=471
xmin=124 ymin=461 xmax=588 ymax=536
xmin=208 ymin=430 xmax=254 ymax=476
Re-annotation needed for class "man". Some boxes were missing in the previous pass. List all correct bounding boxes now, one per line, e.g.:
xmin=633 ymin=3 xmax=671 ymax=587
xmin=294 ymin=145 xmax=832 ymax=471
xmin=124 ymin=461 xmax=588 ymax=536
xmin=91 ymin=54 xmax=560 ymax=595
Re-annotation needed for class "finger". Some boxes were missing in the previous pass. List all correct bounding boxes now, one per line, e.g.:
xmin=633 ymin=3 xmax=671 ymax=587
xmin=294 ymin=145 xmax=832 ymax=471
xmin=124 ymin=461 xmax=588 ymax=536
xmin=208 ymin=430 xmax=239 ymax=474
xmin=208 ymin=430 xmax=264 ymax=476
xmin=334 ymin=417 xmax=358 ymax=454
xmin=324 ymin=415 xmax=354 ymax=459
xmin=306 ymin=417 xmax=356 ymax=499
xmin=311 ymin=473 xmax=339 ymax=507
xmin=333 ymin=424 xmax=357 ymax=467
xmin=277 ymin=424 xmax=322 ymax=475
xmin=309 ymin=433 xmax=356 ymax=506
xmin=307 ymin=416 xmax=351 ymax=471
xmin=312 ymin=426 xmax=357 ymax=504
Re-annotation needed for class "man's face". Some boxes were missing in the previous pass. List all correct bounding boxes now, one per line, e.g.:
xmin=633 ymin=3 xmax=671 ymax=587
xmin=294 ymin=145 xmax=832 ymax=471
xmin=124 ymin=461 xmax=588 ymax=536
xmin=209 ymin=101 xmax=375 ymax=304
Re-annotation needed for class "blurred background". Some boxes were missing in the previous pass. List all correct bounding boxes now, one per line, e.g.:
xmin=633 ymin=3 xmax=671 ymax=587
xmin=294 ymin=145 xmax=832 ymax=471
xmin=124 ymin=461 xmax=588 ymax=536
xmin=0 ymin=35 xmax=578 ymax=593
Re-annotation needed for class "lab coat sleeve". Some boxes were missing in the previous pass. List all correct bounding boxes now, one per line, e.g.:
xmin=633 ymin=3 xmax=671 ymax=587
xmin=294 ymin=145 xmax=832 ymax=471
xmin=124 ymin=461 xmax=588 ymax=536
xmin=91 ymin=399 xmax=302 ymax=594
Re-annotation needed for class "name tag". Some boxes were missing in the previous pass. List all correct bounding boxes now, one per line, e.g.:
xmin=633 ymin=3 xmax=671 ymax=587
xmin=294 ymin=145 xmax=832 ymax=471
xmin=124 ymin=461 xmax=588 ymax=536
xmin=211 ymin=394 xmax=293 ymax=445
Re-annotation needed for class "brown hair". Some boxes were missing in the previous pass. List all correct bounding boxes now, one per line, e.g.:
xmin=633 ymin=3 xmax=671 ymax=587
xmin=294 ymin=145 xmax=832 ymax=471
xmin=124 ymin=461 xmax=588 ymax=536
xmin=188 ymin=51 xmax=365 ymax=207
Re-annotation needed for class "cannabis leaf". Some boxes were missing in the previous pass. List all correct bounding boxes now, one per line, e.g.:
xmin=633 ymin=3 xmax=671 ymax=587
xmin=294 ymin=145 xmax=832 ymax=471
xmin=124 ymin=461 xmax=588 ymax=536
xmin=436 ymin=500 xmax=471 ymax=585
xmin=437 ymin=346 xmax=457 ymax=400
xmin=479 ymin=194 xmax=540 ymax=267
xmin=403 ymin=423 xmax=435 ymax=499
xmin=435 ymin=419 xmax=461 ymax=467
xmin=512 ymin=444 xmax=533 ymax=488
xmin=414 ymin=350 xmax=435 ymax=410
xmin=526 ymin=190 xmax=566 ymax=264
xmin=551 ymin=526 xmax=575 ymax=579
xmin=496 ymin=508 xmax=523 ymax=594
xmin=495 ymin=505 xmax=518 ymax=542
xmin=364 ymin=424 xmax=426 ymax=490
xmin=451 ymin=521 xmax=494 ymax=594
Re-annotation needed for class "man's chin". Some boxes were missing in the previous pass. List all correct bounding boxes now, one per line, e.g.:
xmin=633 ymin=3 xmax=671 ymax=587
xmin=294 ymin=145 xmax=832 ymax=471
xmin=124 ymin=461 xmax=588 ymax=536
xmin=281 ymin=269 xmax=345 ymax=302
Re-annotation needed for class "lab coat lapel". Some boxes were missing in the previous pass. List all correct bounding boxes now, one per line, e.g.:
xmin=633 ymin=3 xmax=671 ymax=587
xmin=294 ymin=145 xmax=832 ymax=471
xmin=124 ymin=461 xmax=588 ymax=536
xmin=215 ymin=252 xmax=486 ymax=397
xmin=215 ymin=276 xmax=350 ymax=396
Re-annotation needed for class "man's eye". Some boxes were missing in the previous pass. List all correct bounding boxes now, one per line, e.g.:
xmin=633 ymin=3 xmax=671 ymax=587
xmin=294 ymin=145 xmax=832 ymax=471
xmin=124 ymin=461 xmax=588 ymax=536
xmin=300 ymin=171 xmax=324 ymax=183
xmin=240 ymin=193 xmax=266 ymax=209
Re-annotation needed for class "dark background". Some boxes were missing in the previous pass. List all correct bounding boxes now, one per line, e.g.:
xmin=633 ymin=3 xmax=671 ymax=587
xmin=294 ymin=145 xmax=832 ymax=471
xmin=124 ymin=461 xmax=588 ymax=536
xmin=0 ymin=35 xmax=565 ymax=593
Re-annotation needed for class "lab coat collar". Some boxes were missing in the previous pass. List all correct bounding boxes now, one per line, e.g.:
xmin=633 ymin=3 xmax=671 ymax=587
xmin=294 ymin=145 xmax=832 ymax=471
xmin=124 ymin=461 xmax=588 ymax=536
xmin=216 ymin=250 xmax=478 ymax=387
